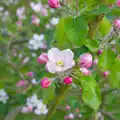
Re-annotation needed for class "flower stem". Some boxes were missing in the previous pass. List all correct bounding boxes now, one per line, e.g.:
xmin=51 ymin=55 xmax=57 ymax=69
xmin=76 ymin=0 xmax=79 ymax=15
xmin=44 ymin=85 xmax=70 ymax=120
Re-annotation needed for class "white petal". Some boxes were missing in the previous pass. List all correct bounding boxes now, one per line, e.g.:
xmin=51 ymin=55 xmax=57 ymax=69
xmin=48 ymin=48 xmax=61 ymax=62
xmin=33 ymin=34 xmax=39 ymax=40
xmin=34 ymin=109 xmax=41 ymax=115
xmin=46 ymin=61 xmax=57 ymax=73
xmin=61 ymin=49 xmax=74 ymax=66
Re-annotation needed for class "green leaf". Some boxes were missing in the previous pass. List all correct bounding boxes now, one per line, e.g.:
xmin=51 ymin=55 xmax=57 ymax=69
xmin=108 ymin=0 xmax=116 ymax=4
xmin=99 ymin=17 xmax=111 ymax=36
xmin=88 ymin=4 xmax=109 ymax=15
xmin=85 ymin=39 xmax=99 ymax=52
xmin=80 ymin=76 xmax=101 ymax=110
xmin=55 ymin=16 xmax=88 ymax=48
xmin=98 ymin=48 xmax=116 ymax=70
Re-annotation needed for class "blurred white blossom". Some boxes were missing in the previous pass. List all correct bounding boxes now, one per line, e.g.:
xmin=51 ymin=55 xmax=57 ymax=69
xmin=50 ymin=17 xmax=59 ymax=26
xmin=16 ymin=7 xmax=26 ymax=19
xmin=29 ymin=34 xmax=47 ymax=50
xmin=0 ymin=89 xmax=9 ymax=104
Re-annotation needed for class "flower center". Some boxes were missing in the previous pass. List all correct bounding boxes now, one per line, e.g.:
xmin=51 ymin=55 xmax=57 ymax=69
xmin=56 ymin=60 xmax=63 ymax=66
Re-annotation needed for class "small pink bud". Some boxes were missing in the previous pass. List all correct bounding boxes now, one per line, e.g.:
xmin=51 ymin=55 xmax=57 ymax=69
xmin=103 ymin=71 xmax=110 ymax=77
xmin=80 ymin=67 xmax=91 ymax=76
xmin=16 ymin=80 xmax=28 ymax=87
xmin=108 ymin=4 xmax=113 ymax=8
xmin=64 ymin=116 xmax=69 ymax=119
xmin=48 ymin=0 xmax=60 ymax=8
xmin=75 ymin=108 xmax=80 ymax=112
xmin=27 ymin=72 xmax=34 ymax=77
xmin=93 ymin=59 xmax=98 ymax=66
xmin=65 ymin=105 xmax=70 ymax=110
xmin=114 ymin=19 xmax=120 ymax=29
xmin=98 ymin=49 xmax=103 ymax=55
xmin=80 ymin=53 xmax=93 ymax=68
xmin=68 ymin=113 xmax=74 ymax=119
xmin=16 ymin=20 xmax=22 ymax=27
xmin=117 ymin=0 xmax=120 ymax=7
xmin=63 ymin=77 xmax=72 ymax=85
xmin=37 ymin=53 xmax=48 ymax=64
xmin=27 ymin=106 xmax=33 ymax=112
xmin=41 ymin=77 xmax=52 ymax=88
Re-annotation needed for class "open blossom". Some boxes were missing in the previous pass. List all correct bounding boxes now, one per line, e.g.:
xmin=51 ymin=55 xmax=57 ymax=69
xmin=16 ymin=80 xmax=28 ymax=87
xmin=30 ymin=2 xmax=41 ymax=12
xmin=63 ymin=77 xmax=72 ymax=85
xmin=41 ymin=7 xmax=48 ymax=16
xmin=29 ymin=34 xmax=47 ymax=50
xmin=46 ymin=48 xmax=75 ymax=73
xmin=114 ymin=19 xmax=120 ymax=29
xmin=31 ymin=15 xmax=40 ymax=26
xmin=117 ymin=0 xmax=120 ymax=7
xmin=16 ymin=7 xmax=25 ymax=19
xmin=68 ymin=113 xmax=75 ymax=119
xmin=80 ymin=67 xmax=91 ymax=76
xmin=48 ymin=0 xmax=60 ymax=8
xmin=35 ymin=103 xmax=48 ymax=115
xmin=37 ymin=53 xmax=48 ymax=64
xmin=80 ymin=53 xmax=93 ymax=68
xmin=23 ymin=94 xmax=48 ymax=115
xmin=0 ymin=89 xmax=9 ymax=104
xmin=50 ymin=17 xmax=59 ymax=26
xmin=41 ymin=78 xmax=52 ymax=88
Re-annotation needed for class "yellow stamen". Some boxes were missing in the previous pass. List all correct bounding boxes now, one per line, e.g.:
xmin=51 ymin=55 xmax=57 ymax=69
xmin=56 ymin=61 xmax=63 ymax=66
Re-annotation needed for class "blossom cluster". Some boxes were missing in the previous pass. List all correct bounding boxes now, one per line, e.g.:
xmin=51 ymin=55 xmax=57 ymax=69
xmin=0 ymin=89 xmax=9 ymax=104
xmin=22 ymin=94 xmax=48 ymax=115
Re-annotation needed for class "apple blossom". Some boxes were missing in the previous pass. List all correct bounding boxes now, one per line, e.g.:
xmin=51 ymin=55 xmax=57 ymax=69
xmin=48 ymin=0 xmax=60 ymax=8
xmin=16 ymin=7 xmax=25 ymax=19
xmin=16 ymin=20 xmax=22 ymax=27
xmin=37 ymin=53 xmax=48 ymax=64
xmin=114 ymin=19 xmax=120 ymax=29
xmin=16 ymin=80 xmax=28 ymax=87
xmin=31 ymin=79 xmax=37 ymax=85
xmin=31 ymin=15 xmax=40 ymax=26
xmin=68 ymin=113 xmax=75 ymax=119
xmin=0 ymin=89 xmax=9 ymax=104
xmin=80 ymin=53 xmax=93 ymax=68
xmin=29 ymin=34 xmax=47 ymax=50
xmin=80 ymin=67 xmax=91 ymax=76
xmin=63 ymin=77 xmax=72 ymax=85
xmin=46 ymin=48 xmax=75 ymax=73
xmin=30 ymin=2 xmax=42 ymax=12
xmin=50 ymin=17 xmax=59 ymax=26
xmin=117 ymin=0 xmax=120 ymax=7
xmin=41 ymin=77 xmax=52 ymax=88
xmin=65 ymin=105 xmax=71 ymax=110
xmin=93 ymin=59 xmax=98 ymax=66
xmin=27 ymin=72 xmax=34 ymax=77
xmin=103 ymin=71 xmax=110 ymax=77
xmin=98 ymin=49 xmax=103 ymax=55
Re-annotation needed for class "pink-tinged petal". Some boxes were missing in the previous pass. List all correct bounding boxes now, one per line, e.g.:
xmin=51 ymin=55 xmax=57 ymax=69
xmin=46 ymin=61 xmax=58 ymax=73
xmin=48 ymin=48 xmax=61 ymax=62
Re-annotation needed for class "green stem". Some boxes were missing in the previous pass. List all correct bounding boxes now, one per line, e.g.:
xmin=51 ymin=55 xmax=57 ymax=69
xmin=44 ymin=85 xmax=70 ymax=120
xmin=76 ymin=0 xmax=79 ymax=15
xmin=94 ymin=112 xmax=98 ymax=120
xmin=88 ymin=0 xmax=108 ymax=39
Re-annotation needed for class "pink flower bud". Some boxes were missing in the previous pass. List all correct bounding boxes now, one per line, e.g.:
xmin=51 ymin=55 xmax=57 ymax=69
xmin=75 ymin=108 xmax=80 ymax=112
xmin=65 ymin=105 xmax=70 ymax=110
xmin=114 ymin=19 xmax=120 ymax=29
xmin=27 ymin=106 xmax=33 ymax=112
xmin=117 ymin=0 xmax=120 ymax=7
xmin=93 ymin=59 xmax=98 ymax=66
xmin=98 ymin=49 xmax=103 ymax=55
xmin=80 ymin=67 xmax=91 ymax=76
xmin=37 ymin=53 xmax=48 ymax=64
xmin=16 ymin=80 xmax=28 ymax=87
xmin=27 ymin=72 xmax=34 ymax=77
xmin=63 ymin=77 xmax=72 ymax=85
xmin=80 ymin=53 xmax=93 ymax=68
xmin=41 ymin=77 xmax=51 ymax=88
xmin=48 ymin=0 xmax=60 ymax=8
xmin=68 ymin=113 xmax=74 ymax=119
xmin=103 ymin=71 xmax=110 ymax=77
xmin=16 ymin=20 xmax=22 ymax=27
xmin=64 ymin=116 xmax=69 ymax=119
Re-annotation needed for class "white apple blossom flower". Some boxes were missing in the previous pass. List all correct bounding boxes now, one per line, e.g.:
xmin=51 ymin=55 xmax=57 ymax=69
xmin=22 ymin=94 xmax=48 ymax=115
xmin=46 ymin=48 xmax=75 ymax=73
xmin=0 ymin=89 xmax=9 ymax=104
xmin=31 ymin=79 xmax=37 ymax=85
xmin=27 ymin=94 xmax=40 ymax=107
xmin=35 ymin=104 xmax=48 ymax=115
xmin=50 ymin=17 xmax=59 ymax=26
xmin=30 ymin=2 xmax=42 ymax=12
xmin=29 ymin=34 xmax=47 ymax=50
xmin=0 ymin=6 xmax=4 ymax=11
xmin=16 ymin=7 xmax=25 ymax=19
